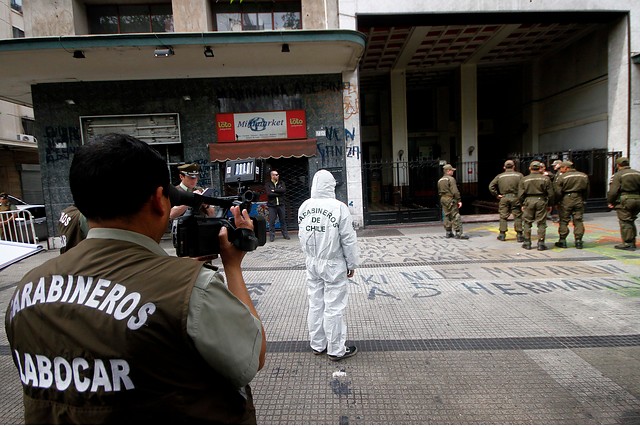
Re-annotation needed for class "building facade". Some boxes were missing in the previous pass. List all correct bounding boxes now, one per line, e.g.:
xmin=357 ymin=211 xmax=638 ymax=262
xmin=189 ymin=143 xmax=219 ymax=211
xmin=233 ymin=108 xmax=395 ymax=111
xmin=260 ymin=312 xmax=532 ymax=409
xmin=0 ymin=0 xmax=638 ymax=244
xmin=0 ymin=0 xmax=38 ymax=202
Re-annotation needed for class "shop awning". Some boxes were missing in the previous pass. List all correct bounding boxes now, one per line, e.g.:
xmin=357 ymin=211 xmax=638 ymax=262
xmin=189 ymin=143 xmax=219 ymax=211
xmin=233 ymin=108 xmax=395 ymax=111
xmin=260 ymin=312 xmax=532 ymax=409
xmin=209 ymin=138 xmax=317 ymax=162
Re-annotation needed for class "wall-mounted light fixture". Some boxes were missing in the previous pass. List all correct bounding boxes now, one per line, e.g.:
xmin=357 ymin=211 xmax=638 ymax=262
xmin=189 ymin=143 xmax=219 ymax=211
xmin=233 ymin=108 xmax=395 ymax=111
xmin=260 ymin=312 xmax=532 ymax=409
xmin=182 ymin=95 xmax=191 ymax=101
xmin=64 ymin=99 xmax=76 ymax=105
xmin=281 ymin=43 xmax=290 ymax=53
xmin=154 ymin=47 xmax=174 ymax=57
xmin=203 ymin=46 xmax=214 ymax=58
xmin=73 ymin=50 xmax=85 ymax=59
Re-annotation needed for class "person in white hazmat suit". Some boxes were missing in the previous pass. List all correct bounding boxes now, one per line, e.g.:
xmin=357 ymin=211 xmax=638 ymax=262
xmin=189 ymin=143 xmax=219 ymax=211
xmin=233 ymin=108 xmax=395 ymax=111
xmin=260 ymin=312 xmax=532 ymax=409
xmin=297 ymin=169 xmax=360 ymax=361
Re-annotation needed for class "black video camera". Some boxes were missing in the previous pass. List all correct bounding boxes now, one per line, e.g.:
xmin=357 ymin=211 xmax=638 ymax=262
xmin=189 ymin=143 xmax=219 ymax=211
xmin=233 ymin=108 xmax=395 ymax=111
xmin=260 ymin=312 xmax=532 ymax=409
xmin=169 ymin=186 xmax=267 ymax=257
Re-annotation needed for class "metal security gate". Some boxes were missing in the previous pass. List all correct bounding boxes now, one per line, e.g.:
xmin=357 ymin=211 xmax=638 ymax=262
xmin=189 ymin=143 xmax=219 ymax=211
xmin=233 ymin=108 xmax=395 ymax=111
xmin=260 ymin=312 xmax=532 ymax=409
xmin=362 ymin=159 xmax=442 ymax=226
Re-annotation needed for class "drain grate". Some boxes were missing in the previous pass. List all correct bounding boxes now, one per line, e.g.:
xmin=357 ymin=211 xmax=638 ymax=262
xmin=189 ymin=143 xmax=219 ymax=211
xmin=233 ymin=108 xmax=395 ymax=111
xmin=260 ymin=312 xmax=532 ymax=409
xmin=266 ymin=334 xmax=640 ymax=353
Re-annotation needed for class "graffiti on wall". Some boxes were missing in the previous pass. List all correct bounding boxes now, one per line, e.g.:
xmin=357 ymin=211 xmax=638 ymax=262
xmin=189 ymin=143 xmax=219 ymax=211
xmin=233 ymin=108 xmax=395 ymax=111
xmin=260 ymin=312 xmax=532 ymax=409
xmin=343 ymin=84 xmax=359 ymax=120
xmin=43 ymin=125 xmax=82 ymax=163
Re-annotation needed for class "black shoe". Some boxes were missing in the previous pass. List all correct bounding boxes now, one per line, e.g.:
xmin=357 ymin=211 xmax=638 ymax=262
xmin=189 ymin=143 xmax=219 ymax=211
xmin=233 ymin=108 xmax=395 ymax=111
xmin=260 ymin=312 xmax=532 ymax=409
xmin=575 ymin=240 xmax=583 ymax=249
xmin=269 ymin=235 xmax=275 ymax=242
xmin=329 ymin=346 xmax=358 ymax=361
xmin=516 ymin=233 xmax=524 ymax=243
xmin=497 ymin=233 xmax=506 ymax=241
xmin=537 ymin=242 xmax=547 ymax=251
xmin=312 ymin=347 xmax=327 ymax=356
xmin=555 ymin=240 xmax=567 ymax=248
xmin=522 ymin=241 xmax=532 ymax=250
xmin=446 ymin=231 xmax=454 ymax=238
xmin=455 ymin=233 xmax=469 ymax=240
xmin=283 ymin=235 xmax=291 ymax=240
xmin=614 ymin=243 xmax=636 ymax=251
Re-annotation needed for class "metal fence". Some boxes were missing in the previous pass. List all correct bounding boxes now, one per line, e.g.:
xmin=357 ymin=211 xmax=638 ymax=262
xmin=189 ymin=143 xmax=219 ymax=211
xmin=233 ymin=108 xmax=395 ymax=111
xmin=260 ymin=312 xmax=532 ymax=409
xmin=0 ymin=209 xmax=40 ymax=244
xmin=361 ymin=149 xmax=619 ymax=224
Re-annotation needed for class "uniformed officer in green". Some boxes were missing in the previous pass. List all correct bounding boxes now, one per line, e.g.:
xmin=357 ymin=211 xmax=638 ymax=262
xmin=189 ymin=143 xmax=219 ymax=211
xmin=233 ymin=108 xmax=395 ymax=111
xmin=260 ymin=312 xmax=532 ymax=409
xmin=554 ymin=161 xmax=590 ymax=249
xmin=437 ymin=164 xmax=468 ymax=239
xmin=57 ymin=204 xmax=88 ymax=254
xmin=518 ymin=161 xmax=555 ymax=250
xmin=607 ymin=156 xmax=640 ymax=251
xmin=488 ymin=160 xmax=523 ymax=242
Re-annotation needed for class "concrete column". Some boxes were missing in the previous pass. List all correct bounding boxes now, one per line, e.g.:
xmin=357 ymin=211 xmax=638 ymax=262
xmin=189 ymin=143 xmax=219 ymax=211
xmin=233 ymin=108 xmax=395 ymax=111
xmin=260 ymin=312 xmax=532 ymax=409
xmin=607 ymin=17 xmax=631 ymax=158
xmin=390 ymin=70 xmax=408 ymax=186
xmin=172 ymin=0 xmax=211 ymax=32
xmin=460 ymin=64 xmax=478 ymax=183
xmin=343 ymin=70 xmax=364 ymax=228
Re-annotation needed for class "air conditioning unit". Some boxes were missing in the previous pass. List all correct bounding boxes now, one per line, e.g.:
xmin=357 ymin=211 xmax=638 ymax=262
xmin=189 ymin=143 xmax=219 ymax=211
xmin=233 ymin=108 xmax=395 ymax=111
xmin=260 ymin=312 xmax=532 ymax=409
xmin=16 ymin=134 xmax=37 ymax=143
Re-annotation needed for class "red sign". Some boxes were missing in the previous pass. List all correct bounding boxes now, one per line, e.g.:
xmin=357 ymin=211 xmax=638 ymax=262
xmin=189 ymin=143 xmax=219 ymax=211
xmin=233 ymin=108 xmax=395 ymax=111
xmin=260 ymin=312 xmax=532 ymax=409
xmin=216 ymin=110 xmax=307 ymax=143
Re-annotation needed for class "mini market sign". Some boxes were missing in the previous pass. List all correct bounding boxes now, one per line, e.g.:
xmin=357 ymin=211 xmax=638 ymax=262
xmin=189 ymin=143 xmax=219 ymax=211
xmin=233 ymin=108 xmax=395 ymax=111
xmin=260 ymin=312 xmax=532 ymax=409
xmin=216 ymin=110 xmax=307 ymax=142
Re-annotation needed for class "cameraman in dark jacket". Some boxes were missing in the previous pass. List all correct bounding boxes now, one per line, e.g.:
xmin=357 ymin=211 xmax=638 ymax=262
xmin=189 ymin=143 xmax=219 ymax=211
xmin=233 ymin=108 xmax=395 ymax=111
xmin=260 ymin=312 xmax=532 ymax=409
xmin=265 ymin=169 xmax=290 ymax=241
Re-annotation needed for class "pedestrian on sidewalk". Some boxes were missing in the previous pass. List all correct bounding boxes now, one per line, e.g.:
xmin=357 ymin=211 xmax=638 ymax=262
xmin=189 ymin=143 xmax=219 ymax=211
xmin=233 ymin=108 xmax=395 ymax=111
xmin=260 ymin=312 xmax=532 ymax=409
xmin=265 ymin=169 xmax=290 ymax=241
xmin=518 ymin=161 xmax=555 ymax=250
xmin=549 ymin=159 xmax=564 ymax=223
xmin=438 ymin=164 xmax=468 ymax=239
xmin=607 ymin=156 xmax=640 ymax=251
xmin=298 ymin=169 xmax=359 ymax=361
xmin=554 ymin=161 xmax=590 ymax=249
xmin=5 ymin=133 xmax=266 ymax=424
xmin=488 ymin=159 xmax=523 ymax=242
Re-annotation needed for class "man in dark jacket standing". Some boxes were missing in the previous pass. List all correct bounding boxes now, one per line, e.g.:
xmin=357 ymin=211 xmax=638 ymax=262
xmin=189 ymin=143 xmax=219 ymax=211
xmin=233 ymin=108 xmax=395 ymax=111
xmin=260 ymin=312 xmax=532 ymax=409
xmin=554 ymin=161 xmax=590 ymax=249
xmin=518 ymin=161 xmax=555 ymax=251
xmin=265 ymin=169 xmax=290 ymax=241
xmin=607 ymin=156 xmax=640 ymax=251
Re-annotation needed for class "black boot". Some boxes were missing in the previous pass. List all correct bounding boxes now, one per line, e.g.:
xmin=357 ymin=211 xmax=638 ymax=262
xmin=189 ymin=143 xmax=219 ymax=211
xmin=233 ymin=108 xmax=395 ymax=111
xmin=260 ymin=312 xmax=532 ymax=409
xmin=497 ymin=232 xmax=506 ymax=241
xmin=537 ymin=240 xmax=547 ymax=251
xmin=446 ymin=230 xmax=454 ymax=238
xmin=516 ymin=232 xmax=524 ymax=243
xmin=455 ymin=232 xmax=469 ymax=240
xmin=555 ymin=239 xmax=567 ymax=248
xmin=614 ymin=242 xmax=636 ymax=251
xmin=522 ymin=240 xmax=532 ymax=250
xmin=575 ymin=239 xmax=583 ymax=249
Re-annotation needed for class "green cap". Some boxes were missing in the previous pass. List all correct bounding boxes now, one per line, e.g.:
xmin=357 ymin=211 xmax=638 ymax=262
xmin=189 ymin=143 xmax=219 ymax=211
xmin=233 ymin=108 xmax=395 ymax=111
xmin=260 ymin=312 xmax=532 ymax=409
xmin=616 ymin=157 xmax=629 ymax=166
xmin=178 ymin=163 xmax=200 ymax=177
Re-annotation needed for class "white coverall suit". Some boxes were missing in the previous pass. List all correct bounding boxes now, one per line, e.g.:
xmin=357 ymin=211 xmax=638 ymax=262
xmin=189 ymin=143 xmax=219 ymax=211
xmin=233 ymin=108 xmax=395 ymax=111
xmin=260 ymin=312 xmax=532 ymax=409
xmin=297 ymin=170 xmax=359 ymax=357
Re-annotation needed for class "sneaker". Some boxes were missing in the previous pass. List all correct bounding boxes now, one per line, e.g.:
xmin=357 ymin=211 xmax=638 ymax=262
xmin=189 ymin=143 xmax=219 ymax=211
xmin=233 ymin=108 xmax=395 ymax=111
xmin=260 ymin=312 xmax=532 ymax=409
xmin=312 ymin=347 xmax=327 ymax=356
xmin=329 ymin=346 xmax=358 ymax=361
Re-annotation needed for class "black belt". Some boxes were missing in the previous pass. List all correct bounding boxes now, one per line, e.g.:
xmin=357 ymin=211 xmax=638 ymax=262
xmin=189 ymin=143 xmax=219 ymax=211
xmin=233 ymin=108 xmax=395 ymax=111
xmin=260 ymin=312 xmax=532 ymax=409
xmin=502 ymin=193 xmax=517 ymax=197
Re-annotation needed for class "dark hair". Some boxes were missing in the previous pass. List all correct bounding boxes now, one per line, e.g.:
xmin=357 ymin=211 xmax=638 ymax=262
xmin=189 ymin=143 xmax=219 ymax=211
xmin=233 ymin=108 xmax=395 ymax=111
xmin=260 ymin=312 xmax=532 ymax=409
xmin=70 ymin=133 xmax=169 ymax=220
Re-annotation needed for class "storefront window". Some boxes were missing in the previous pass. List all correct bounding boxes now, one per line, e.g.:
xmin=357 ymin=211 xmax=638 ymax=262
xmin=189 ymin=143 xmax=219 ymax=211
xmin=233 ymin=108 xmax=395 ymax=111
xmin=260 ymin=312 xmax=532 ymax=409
xmin=213 ymin=1 xmax=300 ymax=31
xmin=88 ymin=4 xmax=173 ymax=34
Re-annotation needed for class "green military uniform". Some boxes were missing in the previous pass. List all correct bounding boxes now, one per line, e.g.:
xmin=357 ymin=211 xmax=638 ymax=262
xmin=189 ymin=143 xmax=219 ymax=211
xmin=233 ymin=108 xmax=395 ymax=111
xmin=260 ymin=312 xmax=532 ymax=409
xmin=488 ymin=160 xmax=523 ymax=241
xmin=554 ymin=161 xmax=589 ymax=249
xmin=437 ymin=164 xmax=467 ymax=239
xmin=607 ymin=157 xmax=640 ymax=250
xmin=57 ymin=205 xmax=89 ymax=254
xmin=518 ymin=161 xmax=555 ymax=250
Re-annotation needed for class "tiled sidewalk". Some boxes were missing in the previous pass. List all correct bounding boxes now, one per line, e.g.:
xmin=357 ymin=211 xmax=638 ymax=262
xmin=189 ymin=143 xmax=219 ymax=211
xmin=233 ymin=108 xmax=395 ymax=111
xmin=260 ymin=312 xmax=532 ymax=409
xmin=1 ymin=212 xmax=639 ymax=424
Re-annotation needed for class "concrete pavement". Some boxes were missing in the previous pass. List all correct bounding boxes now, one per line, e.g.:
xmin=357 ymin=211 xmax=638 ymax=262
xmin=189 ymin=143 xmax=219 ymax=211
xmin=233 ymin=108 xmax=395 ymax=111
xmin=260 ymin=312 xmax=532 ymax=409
xmin=1 ymin=212 xmax=640 ymax=424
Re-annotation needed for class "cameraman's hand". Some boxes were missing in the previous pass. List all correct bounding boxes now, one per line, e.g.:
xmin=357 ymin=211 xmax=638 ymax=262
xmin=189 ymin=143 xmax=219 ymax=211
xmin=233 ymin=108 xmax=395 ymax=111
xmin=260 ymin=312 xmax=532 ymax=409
xmin=219 ymin=206 xmax=253 ymax=269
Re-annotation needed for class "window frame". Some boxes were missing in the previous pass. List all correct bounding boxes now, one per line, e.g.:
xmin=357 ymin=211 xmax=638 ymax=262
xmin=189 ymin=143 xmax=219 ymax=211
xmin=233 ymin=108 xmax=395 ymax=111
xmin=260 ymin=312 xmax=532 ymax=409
xmin=212 ymin=0 xmax=301 ymax=32
xmin=87 ymin=3 xmax=173 ymax=35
